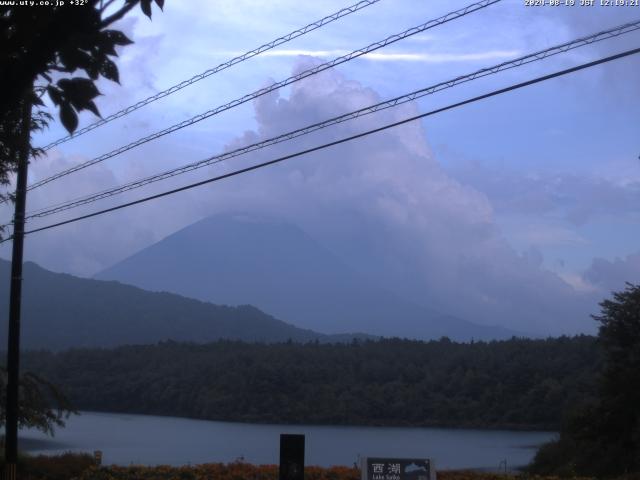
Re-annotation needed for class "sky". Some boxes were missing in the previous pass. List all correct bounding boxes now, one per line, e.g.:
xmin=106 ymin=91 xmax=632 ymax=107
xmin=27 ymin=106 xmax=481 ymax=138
xmin=1 ymin=0 xmax=639 ymax=336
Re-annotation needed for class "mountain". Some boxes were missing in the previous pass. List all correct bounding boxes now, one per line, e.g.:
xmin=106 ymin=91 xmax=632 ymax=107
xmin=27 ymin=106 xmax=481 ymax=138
xmin=96 ymin=213 xmax=517 ymax=341
xmin=0 ymin=259 xmax=358 ymax=350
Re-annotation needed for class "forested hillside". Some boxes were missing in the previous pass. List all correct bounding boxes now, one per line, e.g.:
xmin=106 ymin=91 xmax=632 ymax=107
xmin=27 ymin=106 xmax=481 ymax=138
xmin=0 ymin=259 xmax=366 ymax=349
xmin=19 ymin=336 xmax=599 ymax=430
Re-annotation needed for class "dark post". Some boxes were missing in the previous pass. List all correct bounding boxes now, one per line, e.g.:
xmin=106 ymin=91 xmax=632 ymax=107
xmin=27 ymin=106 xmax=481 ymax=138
xmin=279 ymin=434 xmax=305 ymax=480
xmin=4 ymin=96 xmax=32 ymax=480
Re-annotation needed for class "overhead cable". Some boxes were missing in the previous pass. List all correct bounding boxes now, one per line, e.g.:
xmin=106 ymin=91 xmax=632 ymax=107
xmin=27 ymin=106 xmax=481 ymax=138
xmin=4 ymin=46 xmax=636 ymax=243
xmin=22 ymin=19 xmax=640 ymax=221
xmin=27 ymin=0 xmax=501 ymax=192
xmin=40 ymin=0 xmax=384 ymax=151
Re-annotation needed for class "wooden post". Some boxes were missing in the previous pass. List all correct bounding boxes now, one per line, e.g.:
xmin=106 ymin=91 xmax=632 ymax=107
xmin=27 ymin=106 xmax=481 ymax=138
xmin=279 ymin=434 xmax=305 ymax=480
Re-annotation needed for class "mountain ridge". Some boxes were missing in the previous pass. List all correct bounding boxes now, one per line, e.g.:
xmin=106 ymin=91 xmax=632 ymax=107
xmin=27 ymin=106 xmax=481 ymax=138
xmin=96 ymin=212 xmax=518 ymax=341
xmin=0 ymin=259 xmax=370 ymax=350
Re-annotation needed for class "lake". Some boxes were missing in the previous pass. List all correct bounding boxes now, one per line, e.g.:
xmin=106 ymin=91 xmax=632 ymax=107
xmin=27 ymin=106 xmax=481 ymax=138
xmin=19 ymin=411 xmax=555 ymax=471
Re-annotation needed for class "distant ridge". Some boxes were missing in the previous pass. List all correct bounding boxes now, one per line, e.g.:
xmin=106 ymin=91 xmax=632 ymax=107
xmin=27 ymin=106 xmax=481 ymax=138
xmin=0 ymin=259 xmax=368 ymax=351
xmin=96 ymin=213 xmax=518 ymax=341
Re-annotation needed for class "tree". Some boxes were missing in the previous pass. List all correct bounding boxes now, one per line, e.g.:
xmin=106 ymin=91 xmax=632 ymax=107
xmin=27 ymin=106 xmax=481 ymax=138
xmin=1 ymin=1 xmax=165 ymax=472
xmin=530 ymin=283 xmax=640 ymax=477
xmin=0 ymin=0 xmax=164 ymax=207
xmin=0 ymin=365 xmax=75 ymax=437
xmin=592 ymin=283 xmax=640 ymax=473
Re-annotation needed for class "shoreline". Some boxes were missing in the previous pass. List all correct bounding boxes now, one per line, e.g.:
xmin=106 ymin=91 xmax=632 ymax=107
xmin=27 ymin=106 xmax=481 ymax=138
xmin=55 ymin=409 xmax=560 ymax=434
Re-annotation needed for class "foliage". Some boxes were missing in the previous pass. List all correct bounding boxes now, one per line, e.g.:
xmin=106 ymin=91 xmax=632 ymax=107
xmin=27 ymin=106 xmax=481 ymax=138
xmin=0 ymin=365 xmax=76 ymax=436
xmin=529 ymin=284 xmax=640 ymax=477
xmin=20 ymin=336 xmax=600 ymax=430
xmin=0 ymin=259 xmax=331 ymax=350
xmin=73 ymin=463 xmax=351 ymax=480
xmin=595 ymin=283 xmax=640 ymax=463
xmin=0 ymin=1 xmax=164 ymax=438
xmin=64 ymin=462 xmax=602 ymax=480
xmin=0 ymin=455 xmax=616 ymax=480
xmin=0 ymin=452 xmax=95 ymax=480
xmin=0 ymin=0 xmax=163 ymax=208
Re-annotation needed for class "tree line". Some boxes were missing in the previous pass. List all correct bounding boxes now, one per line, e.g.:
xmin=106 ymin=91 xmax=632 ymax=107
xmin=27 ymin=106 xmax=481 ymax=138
xmin=16 ymin=335 xmax=599 ymax=431
xmin=529 ymin=283 xmax=640 ymax=477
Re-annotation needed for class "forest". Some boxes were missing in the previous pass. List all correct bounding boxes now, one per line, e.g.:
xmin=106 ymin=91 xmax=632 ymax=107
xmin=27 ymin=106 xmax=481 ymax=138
xmin=17 ymin=335 xmax=599 ymax=430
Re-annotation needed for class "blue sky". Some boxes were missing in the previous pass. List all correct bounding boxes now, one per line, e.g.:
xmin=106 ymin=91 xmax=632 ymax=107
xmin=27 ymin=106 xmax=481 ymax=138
xmin=1 ymin=0 xmax=639 ymax=335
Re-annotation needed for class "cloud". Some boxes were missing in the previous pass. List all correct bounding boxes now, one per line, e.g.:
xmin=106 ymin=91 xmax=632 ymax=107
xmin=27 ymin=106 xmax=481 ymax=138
xmin=220 ymin=50 xmax=521 ymax=63
xmin=6 ymin=56 xmax=607 ymax=336
xmin=195 ymin=57 xmax=597 ymax=335
xmin=583 ymin=253 xmax=640 ymax=293
xmin=544 ymin=5 xmax=640 ymax=101
xmin=511 ymin=223 xmax=589 ymax=247
xmin=361 ymin=51 xmax=521 ymax=62
xmin=447 ymin=161 xmax=640 ymax=225
xmin=0 ymin=148 xmax=205 ymax=277
xmin=558 ymin=272 xmax=599 ymax=294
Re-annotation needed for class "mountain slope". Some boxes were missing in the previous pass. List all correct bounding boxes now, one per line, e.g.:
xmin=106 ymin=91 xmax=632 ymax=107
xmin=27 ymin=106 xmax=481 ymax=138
xmin=96 ymin=213 xmax=516 ymax=340
xmin=0 ymin=259 xmax=347 ymax=350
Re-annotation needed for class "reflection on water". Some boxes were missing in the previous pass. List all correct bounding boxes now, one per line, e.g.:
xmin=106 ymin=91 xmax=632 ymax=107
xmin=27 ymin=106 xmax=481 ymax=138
xmin=19 ymin=411 xmax=555 ymax=470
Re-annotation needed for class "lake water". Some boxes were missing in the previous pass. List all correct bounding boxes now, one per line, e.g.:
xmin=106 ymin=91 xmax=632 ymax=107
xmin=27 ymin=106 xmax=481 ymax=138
xmin=19 ymin=411 xmax=555 ymax=471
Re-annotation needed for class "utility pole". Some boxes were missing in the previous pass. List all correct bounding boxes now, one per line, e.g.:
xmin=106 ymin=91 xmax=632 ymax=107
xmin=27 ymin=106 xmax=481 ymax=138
xmin=4 ymin=94 xmax=32 ymax=480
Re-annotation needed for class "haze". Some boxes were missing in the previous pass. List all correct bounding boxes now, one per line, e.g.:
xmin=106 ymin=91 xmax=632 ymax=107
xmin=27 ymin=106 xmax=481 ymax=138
xmin=1 ymin=0 xmax=639 ymax=338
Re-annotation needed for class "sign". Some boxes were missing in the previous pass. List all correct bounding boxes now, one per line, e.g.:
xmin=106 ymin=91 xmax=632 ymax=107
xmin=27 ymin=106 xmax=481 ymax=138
xmin=362 ymin=458 xmax=435 ymax=480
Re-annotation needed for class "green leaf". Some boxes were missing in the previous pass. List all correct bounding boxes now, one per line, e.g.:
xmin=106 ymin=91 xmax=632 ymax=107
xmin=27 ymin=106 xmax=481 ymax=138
xmin=58 ymin=47 xmax=92 ymax=73
xmin=100 ymin=58 xmax=119 ymax=83
xmin=57 ymin=78 xmax=102 ymax=118
xmin=47 ymin=86 xmax=63 ymax=106
xmin=31 ymin=94 xmax=45 ymax=107
xmin=140 ymin=0 xmax=152 ymax=18
xmin=103 ymin=30 xmax=133 ymax=46
xmin=84 ymin=100 xmax=101 ymax=118
xmin=58 ymin=77 xmax=101 ymax=108
xmin=84 ymin=58 xmax=101 ymax=80
xmin=60 ymin=102 xmax=78 ymax=133
xmin=97 ymin=33 xmax=118 ymax=56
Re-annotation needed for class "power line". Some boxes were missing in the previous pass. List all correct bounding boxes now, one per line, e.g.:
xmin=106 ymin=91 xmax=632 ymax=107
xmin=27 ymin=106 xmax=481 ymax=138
xmin=4 ymin=46 xmax=636 ymax=243
xmin=21 ymin=19 xmax=640 ymax=221
xmin=39 ymin=0 xmax=384 ymax=151
xmin=26 ymin=0 xmax=501 ymax=192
